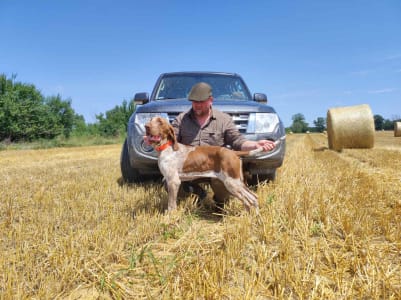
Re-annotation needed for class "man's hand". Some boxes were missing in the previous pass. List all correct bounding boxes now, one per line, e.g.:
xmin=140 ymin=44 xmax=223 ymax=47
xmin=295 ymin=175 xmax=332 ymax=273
xmin=241 ymin=139 xmax=276 ymax=152
xmin=256 ymin=139 xmax=276 ymax=152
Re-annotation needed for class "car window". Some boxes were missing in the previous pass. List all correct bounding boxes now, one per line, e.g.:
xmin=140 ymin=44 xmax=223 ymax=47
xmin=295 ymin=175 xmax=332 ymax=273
xmin=154 ymin=74 xmax=252 ymax=100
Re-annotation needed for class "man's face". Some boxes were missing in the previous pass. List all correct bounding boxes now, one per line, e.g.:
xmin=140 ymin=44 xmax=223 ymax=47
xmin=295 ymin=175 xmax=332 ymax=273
xmin=191 ymin=97 xmax=212 ymax=117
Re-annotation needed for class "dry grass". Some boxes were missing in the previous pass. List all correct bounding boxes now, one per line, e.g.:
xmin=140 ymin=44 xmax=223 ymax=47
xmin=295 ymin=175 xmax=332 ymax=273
xmin=1 ymin=132 xmax=400 ymax=299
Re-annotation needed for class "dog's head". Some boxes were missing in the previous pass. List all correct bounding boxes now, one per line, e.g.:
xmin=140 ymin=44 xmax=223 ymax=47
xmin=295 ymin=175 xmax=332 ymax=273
xmin=144 ymin=116 xmax=178 ymax=151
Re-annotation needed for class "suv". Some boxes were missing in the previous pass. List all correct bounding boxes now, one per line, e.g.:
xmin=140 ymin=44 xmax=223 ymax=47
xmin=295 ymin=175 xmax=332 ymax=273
xmin=121 ymin=71 xmax=286 ymax=185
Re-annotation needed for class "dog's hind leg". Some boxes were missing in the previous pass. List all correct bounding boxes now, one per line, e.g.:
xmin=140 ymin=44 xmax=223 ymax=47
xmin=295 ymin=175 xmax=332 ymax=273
xmin=223 ymin=178 xmax=259 ymax=212
xmin=238 ymin=185 xmax=259 ymax=213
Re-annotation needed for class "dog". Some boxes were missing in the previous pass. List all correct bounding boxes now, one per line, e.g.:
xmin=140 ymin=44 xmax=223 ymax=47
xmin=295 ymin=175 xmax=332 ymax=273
xmin=144 ymin=116 xmax=267 ymax=213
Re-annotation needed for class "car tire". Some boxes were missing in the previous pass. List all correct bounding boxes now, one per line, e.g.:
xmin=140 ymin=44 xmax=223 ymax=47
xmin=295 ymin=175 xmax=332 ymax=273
xmin=247 ymin=170 xmax=276 ymax=186
xmin=120 ymin=138 xmax=142 ymax=183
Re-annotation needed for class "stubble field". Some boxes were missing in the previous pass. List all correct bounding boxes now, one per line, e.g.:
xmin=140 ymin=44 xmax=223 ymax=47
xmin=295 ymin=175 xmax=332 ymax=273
xmin=1 ymin=131 xmax=400 ymax=299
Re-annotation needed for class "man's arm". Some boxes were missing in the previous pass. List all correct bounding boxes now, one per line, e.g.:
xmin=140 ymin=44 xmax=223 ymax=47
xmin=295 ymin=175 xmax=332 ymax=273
xmin=171 ymin=113 xmax=184 ymax=142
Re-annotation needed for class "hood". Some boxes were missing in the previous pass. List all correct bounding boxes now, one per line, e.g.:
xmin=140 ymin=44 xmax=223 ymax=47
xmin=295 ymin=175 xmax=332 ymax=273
xmin=135 ymin=99 xmax=277 ymax=114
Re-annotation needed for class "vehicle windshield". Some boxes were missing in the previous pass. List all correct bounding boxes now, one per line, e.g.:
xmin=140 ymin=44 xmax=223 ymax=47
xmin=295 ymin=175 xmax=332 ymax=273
xmin=154 ymin=74 xmax=252 ymax=100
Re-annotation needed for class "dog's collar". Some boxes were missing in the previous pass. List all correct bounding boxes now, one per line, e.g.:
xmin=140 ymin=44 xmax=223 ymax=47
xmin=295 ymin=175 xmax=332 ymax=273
xmin=155 ymin=141 xmax=173 ymax=152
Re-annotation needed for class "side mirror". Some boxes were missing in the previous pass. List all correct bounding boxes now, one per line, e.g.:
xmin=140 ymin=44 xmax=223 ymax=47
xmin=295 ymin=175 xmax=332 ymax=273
xmin=253 ymin=93 xmax=268 ymax=103
xmin=134 ymin=92 xmax=149 ymax=104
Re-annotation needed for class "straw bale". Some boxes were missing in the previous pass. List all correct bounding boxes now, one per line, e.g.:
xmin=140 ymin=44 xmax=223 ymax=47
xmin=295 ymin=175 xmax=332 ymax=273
xmin=327 ymin=104 xmax=375 ymax=151
xmin=394 ymin=122 xmax=401 ymax=137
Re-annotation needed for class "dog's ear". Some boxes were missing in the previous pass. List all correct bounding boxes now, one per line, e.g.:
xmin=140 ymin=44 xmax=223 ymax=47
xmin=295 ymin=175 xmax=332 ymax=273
xmin=167 ymin=123 xmax=179 ymax=151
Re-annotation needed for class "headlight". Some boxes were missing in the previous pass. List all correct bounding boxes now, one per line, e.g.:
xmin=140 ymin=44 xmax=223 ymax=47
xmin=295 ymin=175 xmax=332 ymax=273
xmin=247 ymin=113 xmax=279 ymax=133
xmin=134 ymin=113 xmax=169 ymax=133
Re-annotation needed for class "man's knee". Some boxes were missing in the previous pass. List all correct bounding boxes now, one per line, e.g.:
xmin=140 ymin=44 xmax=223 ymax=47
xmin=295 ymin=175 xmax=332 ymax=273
xmin=210 ymin=179 xmax=230 ymax=207
xmin=180 ymin=182 xmax=207 ymax=200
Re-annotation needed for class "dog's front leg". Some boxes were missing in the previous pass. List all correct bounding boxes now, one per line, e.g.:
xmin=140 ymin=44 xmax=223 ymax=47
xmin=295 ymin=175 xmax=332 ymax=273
xmin=166 ymin=176 xmax=181 ymax=211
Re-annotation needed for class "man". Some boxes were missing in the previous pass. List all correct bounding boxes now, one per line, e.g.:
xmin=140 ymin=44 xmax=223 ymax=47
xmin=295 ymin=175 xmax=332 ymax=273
xmin=171 ymin=82 xmax=275 ymax=210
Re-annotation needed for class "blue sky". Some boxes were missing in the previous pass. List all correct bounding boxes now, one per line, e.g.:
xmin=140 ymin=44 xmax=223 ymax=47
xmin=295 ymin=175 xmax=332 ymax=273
xmin=1 ymin=1 xmax=400 ymax=127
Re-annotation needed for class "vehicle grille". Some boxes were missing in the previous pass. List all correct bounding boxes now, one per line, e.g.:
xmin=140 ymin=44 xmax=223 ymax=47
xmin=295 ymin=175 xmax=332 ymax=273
xmin=167 ymin=112 xmax=249 ymax=133
xmin=167 ymin=113 xmax=179 ymax=123
xmin=230 ymin=113 xmax=249 ymax=133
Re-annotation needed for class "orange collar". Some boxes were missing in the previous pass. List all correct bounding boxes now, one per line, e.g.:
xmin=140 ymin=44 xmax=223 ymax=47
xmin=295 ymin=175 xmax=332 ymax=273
xmin=155 ymin=141 xmax=173 ymax=152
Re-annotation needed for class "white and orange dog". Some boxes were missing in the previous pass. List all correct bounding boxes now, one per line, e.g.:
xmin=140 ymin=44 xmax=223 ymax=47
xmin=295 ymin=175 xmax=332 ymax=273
xmin=145 ymin=116 xmax=264 ymax=213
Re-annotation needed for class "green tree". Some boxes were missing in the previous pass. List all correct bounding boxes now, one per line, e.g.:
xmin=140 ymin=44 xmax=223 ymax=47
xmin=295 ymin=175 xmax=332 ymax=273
xmin=313 ymin=117 xmax=326 ymax=132
xmin=0 ymin=77 xmax=47 ymax=141
xmin=45 ymin=95 xmax=75 ymax=137
xmin=0 ymin=74 xmax=14 ymax=140
xmin=383 ymin=119 xmax=393 ymax=130
xmin=71 ymin=114 xmax=89 ymax=136
xmin=374 ymin=114 xmax=384 ymax=130
xmin=96 ymin=100 xmax=135 ymax=137
xmin=0 ymin=73 xmax=82 ymax=141
xmin=291 ymin=113 xmax=308 ymax=133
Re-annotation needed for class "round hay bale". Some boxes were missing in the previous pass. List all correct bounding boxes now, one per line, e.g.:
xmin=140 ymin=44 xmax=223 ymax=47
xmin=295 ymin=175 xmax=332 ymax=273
xmin=394 ymin=122 xmax=401 ymax=137
xmin=326 ymin=104 xmax=375 ymax=151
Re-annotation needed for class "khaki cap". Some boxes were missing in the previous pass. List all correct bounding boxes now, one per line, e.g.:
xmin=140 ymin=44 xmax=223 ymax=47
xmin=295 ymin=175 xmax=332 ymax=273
xmin=188 ymin=82 xmax=212 ymax=101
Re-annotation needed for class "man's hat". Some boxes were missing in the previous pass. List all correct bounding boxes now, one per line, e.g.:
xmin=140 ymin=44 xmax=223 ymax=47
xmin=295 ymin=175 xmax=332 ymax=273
xmin=188 ymin=82 xmax=212 ymax=101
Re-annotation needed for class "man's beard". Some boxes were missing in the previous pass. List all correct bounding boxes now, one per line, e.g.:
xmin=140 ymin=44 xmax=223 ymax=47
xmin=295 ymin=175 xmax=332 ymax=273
xmin=193 ymin=105 xmax=211 ymax=118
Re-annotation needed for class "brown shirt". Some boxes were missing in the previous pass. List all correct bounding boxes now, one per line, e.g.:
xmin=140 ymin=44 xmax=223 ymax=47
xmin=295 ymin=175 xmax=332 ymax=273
xmin=171 ymin=108 xmax=247 ymax=150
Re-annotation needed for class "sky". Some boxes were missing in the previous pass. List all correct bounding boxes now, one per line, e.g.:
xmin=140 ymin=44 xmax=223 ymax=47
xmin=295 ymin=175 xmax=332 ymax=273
xmin=1 ymin=1 xmax=401 ymax=127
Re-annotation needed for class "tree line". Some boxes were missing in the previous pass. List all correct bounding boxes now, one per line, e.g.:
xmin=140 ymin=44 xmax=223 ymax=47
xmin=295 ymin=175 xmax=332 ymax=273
xmin=1 ymin=73 xmax=399 ymax=142
xmin=0 ymin=74 xmax=134 ymax=142
xmin=289 ymin=113 xmax=400 ymax=133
